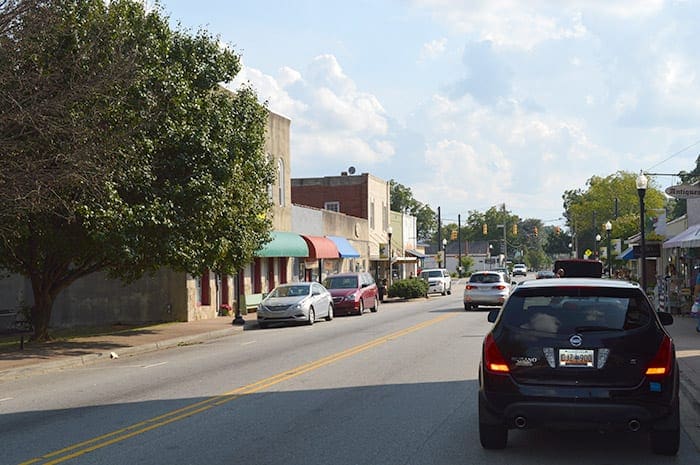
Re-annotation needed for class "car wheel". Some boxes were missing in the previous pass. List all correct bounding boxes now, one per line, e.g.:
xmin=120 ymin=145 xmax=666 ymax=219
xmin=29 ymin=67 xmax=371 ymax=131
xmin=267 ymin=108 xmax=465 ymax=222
xmin=479 ymin=421 xmax=508 ymax=450
xmin=441 ymin=288 xmax=447 ymax=296
xmin=447 ymin=289 xmax=452 ymax=295
xmin=325 ymin=304 xmax=334 ymax=321
xmin=357 ymin=300 xmax=364 ymax=316
xmin=370 ymin=296 xmax=379 ymax=312
xmin=258 ymin=321 xmax=268 ymax=329
xmin=307 ymin=308 xmax=315 ymax=326
xmin=464 ymin=303 xmax=471 ymax=311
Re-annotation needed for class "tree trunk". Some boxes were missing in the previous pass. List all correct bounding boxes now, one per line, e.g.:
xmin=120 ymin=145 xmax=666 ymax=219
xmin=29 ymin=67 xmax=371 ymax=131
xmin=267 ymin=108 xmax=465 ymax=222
xmin=29 ymin=274 xmax=60 ymax=341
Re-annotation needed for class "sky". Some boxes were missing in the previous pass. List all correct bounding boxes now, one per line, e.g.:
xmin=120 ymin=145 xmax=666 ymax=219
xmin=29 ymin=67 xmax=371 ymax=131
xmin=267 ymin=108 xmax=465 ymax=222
xmin=156 ymin=0 xmax=700 ymax=226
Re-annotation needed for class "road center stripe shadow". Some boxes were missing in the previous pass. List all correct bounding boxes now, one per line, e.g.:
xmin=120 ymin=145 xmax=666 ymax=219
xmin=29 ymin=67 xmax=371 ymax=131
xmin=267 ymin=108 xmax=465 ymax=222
xmin=20 ymin=313 xmax=457 ymax=465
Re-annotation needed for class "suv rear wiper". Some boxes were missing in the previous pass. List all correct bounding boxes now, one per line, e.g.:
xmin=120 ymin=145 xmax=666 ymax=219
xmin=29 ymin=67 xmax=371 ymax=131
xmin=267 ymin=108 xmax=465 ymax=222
xmin=574 ymin=326 xmax=623 ymax=332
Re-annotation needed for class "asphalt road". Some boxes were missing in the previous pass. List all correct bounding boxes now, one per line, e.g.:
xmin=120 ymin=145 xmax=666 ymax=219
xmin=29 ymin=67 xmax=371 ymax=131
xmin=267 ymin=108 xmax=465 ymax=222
xmin=1 ymin=282 xmax=699 ymax=464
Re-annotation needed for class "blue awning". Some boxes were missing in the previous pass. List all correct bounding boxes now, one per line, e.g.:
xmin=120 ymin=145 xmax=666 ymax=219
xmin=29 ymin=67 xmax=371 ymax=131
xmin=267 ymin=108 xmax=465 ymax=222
xmin=325 ymin=236 xmax=361 ymax=258
xmin=620 ymin=246 xmax=635 ymax=260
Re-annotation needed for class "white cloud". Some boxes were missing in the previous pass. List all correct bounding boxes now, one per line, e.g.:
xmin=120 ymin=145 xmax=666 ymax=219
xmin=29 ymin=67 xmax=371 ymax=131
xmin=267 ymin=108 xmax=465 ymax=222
xmin=419 ymin=38 xmax=448 ymax=61
xmin=226 ymin=55 xmax=394 ymax=170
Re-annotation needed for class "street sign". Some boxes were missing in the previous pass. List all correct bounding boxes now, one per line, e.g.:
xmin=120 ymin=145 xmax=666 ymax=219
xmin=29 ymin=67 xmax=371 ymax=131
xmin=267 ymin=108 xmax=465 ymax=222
xmin=665 ymin=184 xmax=700 ymax=198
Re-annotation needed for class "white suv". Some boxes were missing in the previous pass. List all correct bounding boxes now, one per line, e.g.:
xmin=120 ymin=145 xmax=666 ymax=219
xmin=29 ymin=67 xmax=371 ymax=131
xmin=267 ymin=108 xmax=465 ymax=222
xmin=512 ymin=264 xmax=527 ymax=276
xmin=420 ymin=268 xmax=452 ymax=296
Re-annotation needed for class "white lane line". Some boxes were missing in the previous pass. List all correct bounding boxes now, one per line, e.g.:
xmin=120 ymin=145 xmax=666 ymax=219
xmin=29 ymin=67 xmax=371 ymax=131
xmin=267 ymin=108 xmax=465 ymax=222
xmin=0 ymin=397 xmax=14 ymax=402
xmin=241 ymin=341 xmax=257 ymax=346
xmin=142 ymin=362 xmax=168 ymax=369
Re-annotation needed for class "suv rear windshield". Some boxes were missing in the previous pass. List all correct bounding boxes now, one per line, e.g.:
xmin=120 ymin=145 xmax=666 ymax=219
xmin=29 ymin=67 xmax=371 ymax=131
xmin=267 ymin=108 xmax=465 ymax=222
xmin=500 ymin=287 xmax=653 ymax=335
xmin=470 ymin=273 xmax=502 ymax=284
xmin=421 ymin=271 xmax=443 ymax=278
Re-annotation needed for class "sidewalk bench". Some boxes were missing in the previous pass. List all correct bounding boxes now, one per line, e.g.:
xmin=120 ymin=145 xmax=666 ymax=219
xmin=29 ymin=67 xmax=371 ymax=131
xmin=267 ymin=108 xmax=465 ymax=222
xmin=238 ymin=293 xmax=263 ymax=314
xmin=0 ymin=308 xmax=33 ymax=349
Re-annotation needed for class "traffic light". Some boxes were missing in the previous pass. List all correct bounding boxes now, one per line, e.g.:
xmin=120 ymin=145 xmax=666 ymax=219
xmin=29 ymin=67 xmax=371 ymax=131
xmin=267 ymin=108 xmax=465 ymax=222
xmin=512 ymin=224 xmax=518 ymax=235
xmin=534 ymin=226 xmax=538 ymax=236
xmin=482 ymin=223 xmax=488 ymax=235
xmin=450 ymin=229 xmax=458 ymax=240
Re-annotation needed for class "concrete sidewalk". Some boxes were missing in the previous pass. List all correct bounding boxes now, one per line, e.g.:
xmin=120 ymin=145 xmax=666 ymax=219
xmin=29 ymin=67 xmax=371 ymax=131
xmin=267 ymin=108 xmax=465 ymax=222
xmin=0 ymin=313 xmax=258 ymax=380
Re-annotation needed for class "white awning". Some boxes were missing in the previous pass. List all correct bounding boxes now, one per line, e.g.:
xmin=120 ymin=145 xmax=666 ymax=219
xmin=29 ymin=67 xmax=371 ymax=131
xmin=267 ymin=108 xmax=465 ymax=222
xmin=663 ymin=224 xmax=700 ymax=249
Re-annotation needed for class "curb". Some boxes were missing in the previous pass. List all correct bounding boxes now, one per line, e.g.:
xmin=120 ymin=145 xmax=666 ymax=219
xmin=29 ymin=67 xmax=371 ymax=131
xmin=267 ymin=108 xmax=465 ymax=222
xmin=0 ymin=327 xmax=238 ymax=381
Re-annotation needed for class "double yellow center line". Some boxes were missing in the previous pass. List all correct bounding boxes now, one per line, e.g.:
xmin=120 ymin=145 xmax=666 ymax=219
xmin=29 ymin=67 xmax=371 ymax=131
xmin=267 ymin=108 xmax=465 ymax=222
xmin=20 ymin=313 xmax=455 ymax=465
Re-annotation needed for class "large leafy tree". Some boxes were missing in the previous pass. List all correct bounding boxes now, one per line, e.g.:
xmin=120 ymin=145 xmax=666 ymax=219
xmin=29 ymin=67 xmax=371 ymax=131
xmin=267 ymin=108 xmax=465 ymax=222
xmin=0 ymin=0 xmax=273 ymax=340
xmin=562 ymin=171 xmax=665 ymax=258
xmin=389 ymin=180 xmax=436 ymax=242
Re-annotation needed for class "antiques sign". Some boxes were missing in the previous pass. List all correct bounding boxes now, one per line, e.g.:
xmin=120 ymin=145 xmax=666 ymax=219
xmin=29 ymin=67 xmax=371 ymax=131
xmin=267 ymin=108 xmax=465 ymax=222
xmin=665 ymin=184 xmax=700 ymax=198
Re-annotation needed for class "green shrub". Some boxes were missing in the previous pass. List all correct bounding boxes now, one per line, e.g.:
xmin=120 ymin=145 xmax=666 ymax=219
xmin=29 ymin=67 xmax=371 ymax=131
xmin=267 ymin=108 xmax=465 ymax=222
xmin=389 ymin=278 xmax=428 ymax=299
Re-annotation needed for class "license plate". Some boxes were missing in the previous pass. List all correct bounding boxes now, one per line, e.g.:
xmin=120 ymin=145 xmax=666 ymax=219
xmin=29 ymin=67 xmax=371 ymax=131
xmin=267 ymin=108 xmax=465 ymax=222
xmin=559 ymin=349 xmax=594 ymax=367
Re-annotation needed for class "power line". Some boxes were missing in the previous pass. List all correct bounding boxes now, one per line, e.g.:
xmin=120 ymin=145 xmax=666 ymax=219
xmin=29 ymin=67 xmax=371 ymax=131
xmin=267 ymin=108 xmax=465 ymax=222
xmin=646 ymin=138 xmax=700 ymax=171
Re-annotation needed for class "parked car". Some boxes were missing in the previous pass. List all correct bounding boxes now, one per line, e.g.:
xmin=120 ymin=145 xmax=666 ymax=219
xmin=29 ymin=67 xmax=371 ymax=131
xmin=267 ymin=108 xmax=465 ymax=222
xmin=257 ymin=282 xmax=333 ymax=328
xmin=323 ymin=272 xmax=379 ymax=316
xmin=419 ymin=268 xmax=452 ymax=296
xmin=464 ymin=271 xmax=511 ymax=310
xmin=535 ymin=270 xmax=557 ymax=279
xmin=512 ymin=264 xmax=527 ymax=276
xmin=479 ymin=278 xmax=679 ymax=455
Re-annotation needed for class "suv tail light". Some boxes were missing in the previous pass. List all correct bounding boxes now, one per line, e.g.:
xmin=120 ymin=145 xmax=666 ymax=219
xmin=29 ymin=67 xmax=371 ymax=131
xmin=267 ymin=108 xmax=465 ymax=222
xmin=465 ymin=285 xmax=475 ymax=290
xmin=645 ymin=335 xmax=673 ymax=377
xmin=492 ymin=285 xmax=507 ymax=290
xmin=483 ymin=333 xmax=510 ymax=373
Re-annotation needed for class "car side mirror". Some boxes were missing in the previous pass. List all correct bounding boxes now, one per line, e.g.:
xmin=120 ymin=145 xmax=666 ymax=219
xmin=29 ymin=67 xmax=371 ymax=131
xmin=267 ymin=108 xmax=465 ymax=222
xmin=487 ymin=310 xmax=499 ymax=323
xmin=657 ymin=311 xmax=673 ymax=326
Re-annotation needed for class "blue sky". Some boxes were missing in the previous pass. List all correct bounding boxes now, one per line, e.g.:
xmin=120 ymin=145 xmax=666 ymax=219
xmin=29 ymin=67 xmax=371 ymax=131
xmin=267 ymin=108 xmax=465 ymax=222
xmin=157 ymin=0 xmax=700 ymax=224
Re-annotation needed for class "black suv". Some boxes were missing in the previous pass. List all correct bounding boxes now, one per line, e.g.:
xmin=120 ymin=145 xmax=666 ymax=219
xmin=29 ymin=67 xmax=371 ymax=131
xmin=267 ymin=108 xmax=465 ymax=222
xmin=479 ymin=278 xmax=679 ymax=455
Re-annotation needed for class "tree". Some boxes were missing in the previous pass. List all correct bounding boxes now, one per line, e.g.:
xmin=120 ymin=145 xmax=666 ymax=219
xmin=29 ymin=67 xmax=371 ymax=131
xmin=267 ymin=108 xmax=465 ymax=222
xmin=562 ymin=171 xmax=665 ymax=258
xmin=669 ymin=154 xmax=700 ymax=220
xmin=389 ymin=180 xmax=436 ymax=242
xmin=0 ymin=0 xmax=273 ymax=340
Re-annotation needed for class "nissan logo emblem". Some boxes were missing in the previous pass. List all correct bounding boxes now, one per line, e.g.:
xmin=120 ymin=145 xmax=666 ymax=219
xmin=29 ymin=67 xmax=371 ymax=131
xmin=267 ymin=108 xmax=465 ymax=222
xmin=569 ymin=335 xmax=583 ymax=347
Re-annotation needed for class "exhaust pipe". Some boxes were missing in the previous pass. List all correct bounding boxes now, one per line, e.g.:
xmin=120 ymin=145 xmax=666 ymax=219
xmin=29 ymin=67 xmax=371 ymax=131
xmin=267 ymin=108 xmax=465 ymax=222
xmin=628 ymin=419 xmax=641 ymax=432
xmin=514 ymin=416 xmax=527 ymax=429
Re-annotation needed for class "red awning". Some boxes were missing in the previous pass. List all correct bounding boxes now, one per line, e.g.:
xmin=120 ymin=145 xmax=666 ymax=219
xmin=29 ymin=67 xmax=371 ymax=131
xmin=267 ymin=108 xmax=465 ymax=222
xmin=301 ymin=235 xmax=339 ymax=259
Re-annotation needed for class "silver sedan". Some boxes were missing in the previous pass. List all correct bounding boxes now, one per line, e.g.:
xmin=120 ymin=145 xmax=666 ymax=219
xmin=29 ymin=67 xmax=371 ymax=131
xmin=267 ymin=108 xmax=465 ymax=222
xmin=463 ymin=271 xmax=512 ymax=311
xmin=257 ymin=282 xmax=334 ymax=328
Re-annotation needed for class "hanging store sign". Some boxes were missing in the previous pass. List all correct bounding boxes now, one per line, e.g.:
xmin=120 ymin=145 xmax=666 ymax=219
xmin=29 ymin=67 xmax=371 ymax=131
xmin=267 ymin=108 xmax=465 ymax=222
xmin=664 ymin=184 xmax=700 ymax=198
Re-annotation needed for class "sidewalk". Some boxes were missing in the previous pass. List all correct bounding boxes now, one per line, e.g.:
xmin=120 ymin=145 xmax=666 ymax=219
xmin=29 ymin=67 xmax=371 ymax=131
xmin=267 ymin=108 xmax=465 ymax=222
xmin=0 ymin=313 xmax=257 ymax=380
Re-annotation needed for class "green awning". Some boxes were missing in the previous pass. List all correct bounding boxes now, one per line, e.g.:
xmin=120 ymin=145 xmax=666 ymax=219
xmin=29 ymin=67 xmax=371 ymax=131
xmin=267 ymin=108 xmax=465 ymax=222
xmin=256 ymin=231 xmax=309 ymax=258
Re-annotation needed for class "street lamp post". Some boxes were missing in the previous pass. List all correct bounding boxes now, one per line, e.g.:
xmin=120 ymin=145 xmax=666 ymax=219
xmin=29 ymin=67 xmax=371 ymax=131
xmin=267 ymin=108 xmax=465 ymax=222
xmin=636 ymin=172 xmax=648 ymax=293
xmin=605 ymin=221 xmax=612 ymax=277
xmin=595 ymin=234 xmax=601 ymax=259
xmin=387 ymin=226 xmax=393 ymax=289
xmin=442 ymin=238 xmax=447 ymax=269
xmin=569 ymin=242 xmax=573 ymax=258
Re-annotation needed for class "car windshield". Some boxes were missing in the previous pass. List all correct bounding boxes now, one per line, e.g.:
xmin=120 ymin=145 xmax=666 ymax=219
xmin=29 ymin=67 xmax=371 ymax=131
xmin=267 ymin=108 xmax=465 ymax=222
xmin=500 ymin=288 xmax=653 ymax=335
xmin=421 ymin=271 xmax=443 ymax=278
xmin=323 ymin=276 xmax=358 ymax=289
xmin=268 ymin=285 xmax=310 ymax=298
xmin=470 ymin=274 xmax=502 ymax=284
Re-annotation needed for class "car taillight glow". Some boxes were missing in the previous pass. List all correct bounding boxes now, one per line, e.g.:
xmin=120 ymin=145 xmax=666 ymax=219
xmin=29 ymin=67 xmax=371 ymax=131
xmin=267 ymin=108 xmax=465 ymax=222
xmin=483 ymin=333 xmax=510 ymax=373
xmin=645 ymin=335 xmax=673 ymax=377
xmin=492 ymin=285 xmax=506 ymax=290
xmin=465 ymin=285 xmax=475 ymax=290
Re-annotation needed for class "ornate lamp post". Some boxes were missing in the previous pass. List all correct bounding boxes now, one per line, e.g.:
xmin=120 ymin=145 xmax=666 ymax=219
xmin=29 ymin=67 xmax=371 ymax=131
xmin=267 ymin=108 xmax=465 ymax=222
xmin=442 ymin=238 xmax=447 ymax=269
xmin=595 ymin=234 xmax=601 ymax=259
xmin=387 ymin=226 xmax=393 ymax=289
xmin=636 ymin=172 xmax=648 ymax=292
xmin=605 ymin=221 xmax=612 ymax=277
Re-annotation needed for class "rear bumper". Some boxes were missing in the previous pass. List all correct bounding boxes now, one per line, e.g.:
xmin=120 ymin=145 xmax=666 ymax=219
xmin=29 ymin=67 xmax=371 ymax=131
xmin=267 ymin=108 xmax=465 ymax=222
xmin=479 ymin=367 xmax=679 ymax=432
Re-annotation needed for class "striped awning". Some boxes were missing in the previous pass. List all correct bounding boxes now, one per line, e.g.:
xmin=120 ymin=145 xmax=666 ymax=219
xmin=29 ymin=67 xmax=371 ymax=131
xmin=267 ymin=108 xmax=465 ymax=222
xmin=326 ymin=236 xmax=361 ymax=258
xmin=256 ymin=231 xmax=309 ymax=257
xmin=301 ymin=235 xmax=339 ymax=259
